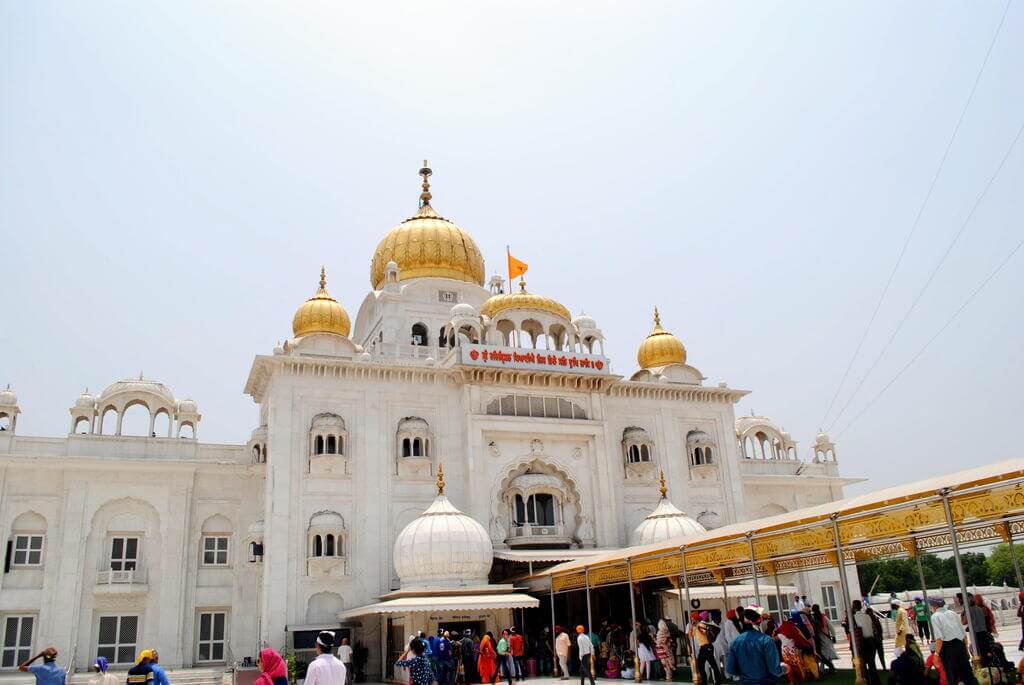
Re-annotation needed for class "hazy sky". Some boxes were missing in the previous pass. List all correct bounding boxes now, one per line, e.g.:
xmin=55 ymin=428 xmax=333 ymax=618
xmin=2 ymin=2 xmax=1021 ymax=495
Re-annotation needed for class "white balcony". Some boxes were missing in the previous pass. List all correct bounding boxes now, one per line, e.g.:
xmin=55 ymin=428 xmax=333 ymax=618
xmin=96 ymin=568 xmax=147 ymax=594
xmin=507 ymin=524 xmax=572 ymax=547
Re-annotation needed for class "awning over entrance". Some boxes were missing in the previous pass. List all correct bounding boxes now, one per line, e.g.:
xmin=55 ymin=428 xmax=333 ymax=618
xmin=340 ymin=593 xmax=539 ymax=619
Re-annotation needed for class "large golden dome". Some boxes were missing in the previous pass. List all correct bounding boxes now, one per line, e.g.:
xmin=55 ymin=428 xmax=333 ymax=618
xmin=370 ymin=164 xmax=485 ymax=290
xmin=480 ymin=281 xmax=571 ymax=321
xmin=292 ymin=268 xmax=351 ymax=338
xmin=637 ymin=308 xmax=686 ymax=369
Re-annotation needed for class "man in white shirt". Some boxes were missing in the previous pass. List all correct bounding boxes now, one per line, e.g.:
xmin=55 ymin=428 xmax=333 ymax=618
xmin=337 ymin=637 xmax=354 ymax=685
xmin=929 ymin=597 xmax=977 ymax=685
xmin=575 ymin=626 xmax=595 ymax=685
xmin=304 ymin=631 xmax=347 ymax=685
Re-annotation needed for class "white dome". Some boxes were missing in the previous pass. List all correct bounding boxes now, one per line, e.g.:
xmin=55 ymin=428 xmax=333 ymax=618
xmin=99 ymin=377 xmax=176 ymax=406
xmin=450 ymin=303 xmax=477 ymax=319
xmin=0 ymin=386 xmax=17 ymax=405
xmin=815 ymin=432 xmax=831 ymax=445
xmin=178 ymin=398 xmax=198 ymax=414
xmin=75 ymin=391 xmax=96 ymax=409
xmin=398 ymin=416 xmax=429 ymax=432
xmin=393 ymin=493 xmax=493 ymax=589
xmin=573 ymin=313 xmax=597 ymax=331
xmin=629 ymin=499 xmax=706 ymax=546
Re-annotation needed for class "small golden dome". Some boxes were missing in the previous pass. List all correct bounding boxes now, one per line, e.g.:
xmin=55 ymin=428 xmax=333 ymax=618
xmin=292 ymin=267 xmax=351 ymax=338
xmin=480 ymin=281 xmax=571 ymax=321
xmin=370 ymin=163 xmax=485 ymax=290
xmin=637 ymin=308 xmax=686 ymax=369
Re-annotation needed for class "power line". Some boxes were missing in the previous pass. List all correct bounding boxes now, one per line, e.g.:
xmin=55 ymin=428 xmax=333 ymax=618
xmin=834 ymin=233 xmax=1024 ymax=439
xmin=817 ymin=0 xmax=1013 ymax=429
xmin=827 ymin=119 xmax=1024 ymax=431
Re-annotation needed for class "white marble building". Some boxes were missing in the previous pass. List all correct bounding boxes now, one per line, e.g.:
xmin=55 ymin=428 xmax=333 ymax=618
xmin=0 ymin=165 xmax=858 ymax=676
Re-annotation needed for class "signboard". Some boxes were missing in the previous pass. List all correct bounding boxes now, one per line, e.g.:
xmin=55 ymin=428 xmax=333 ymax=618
xmin=459 ymin=344 xmax=610 ymax=375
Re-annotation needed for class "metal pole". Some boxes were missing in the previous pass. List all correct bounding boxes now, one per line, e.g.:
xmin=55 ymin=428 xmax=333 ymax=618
xmin=681 ymin=547 xmax=700 ymax=685
xmin=722 ymin=576 xmax=729 ymax=610
xmin=627 ymin=558 xmax=641 ymax=683
xmin=585 ymin=567 xmax=595 ymax=676
xmin=550 ymin=581 xmax=559 ymax=679
xmin=831 ymin=514 xmax=865 ymax=685
xmin=941 ymin=489 xmax=980 ymax=665
xmin=912 ymin=539 xmax=930 ymax=609
xmin=773 ymin=572 xmax=785 ymax=624
xmin=746 ymin=534 xmax=761 ymax=605
xmin=1005 ymin=523 xmax=1024 ymax=591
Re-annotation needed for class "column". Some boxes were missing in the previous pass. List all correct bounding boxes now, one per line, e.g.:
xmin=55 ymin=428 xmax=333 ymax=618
xmin=627 ymin=559 xmax=641 ymax=683
xmin=940 ymin=488 xmax=980 ymax=664
xmin=830 ymin=515 xmax=865 ymax=685
xmin=746 ymin=534 xmax=761 ymax=605
xmin=681 ymin=549 xmax=700 ymax=685
xmin=585 ymin=568 xmax=595 ymax=676
xmin=549 ymin=583 xmax=559 ymax=679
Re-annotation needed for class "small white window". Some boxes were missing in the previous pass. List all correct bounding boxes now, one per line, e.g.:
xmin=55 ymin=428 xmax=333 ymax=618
xmin=109 ymin=537 xmax=139 ymax=571
xmin=1 ymin=615 xmax=34 ymax=669
xmin=11 ymin=535 xmax=43 ymax=567
xmin=821 ymin=584 xmax=840 ymax=621
xmin=96 ymin=615 xmax=139 ymax=664
xmin=202 ymin=536 xmax=229 ymax=566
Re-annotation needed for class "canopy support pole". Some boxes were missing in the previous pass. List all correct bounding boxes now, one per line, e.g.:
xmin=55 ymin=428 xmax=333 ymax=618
xmin=549 ymin=581 xmax=559 ymax=679
xmin=585 ymin=567 xmax=595 ymax=676
xmin=627 ymin=558 xmax=641 ymax=683
xmin=746 ymin=534 xmax=761 ymax=605
xmin=941 ymin=488 xmax=981 ymax=666
xmin=912 ymin=539 xmax=930 ymax=611
xmin=681 ymin=547 xmax=700 ymax=685
xmin=772 ymin=567 xmax=784 ymax=624
xmin=1002 ymin=521 xmax=1024 ymax=590
xmin=831 ymin=514 xmax=865 ymax=685
xmin=722 ymin=576 xmax=729 ymax=609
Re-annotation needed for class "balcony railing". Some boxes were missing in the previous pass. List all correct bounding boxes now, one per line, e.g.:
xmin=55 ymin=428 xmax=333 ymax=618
xmin=97 ymin=568 xmax=146 ymax=585
xmin=510 ymin=524 xmax=564 ymax=539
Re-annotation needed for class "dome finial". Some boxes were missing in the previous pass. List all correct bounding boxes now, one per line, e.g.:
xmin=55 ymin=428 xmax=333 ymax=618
xmin=419 ymin=160 xmax=432 ymax=208
xmin=436 ymin=463 xmax=445 ymax=495
xmin=659 ymin=470 xmax=668 ymax=499
xmin=319 ymin=266 xmax=327 ymax=292
xmin=653 ymin=307 xmax=663 ymax=329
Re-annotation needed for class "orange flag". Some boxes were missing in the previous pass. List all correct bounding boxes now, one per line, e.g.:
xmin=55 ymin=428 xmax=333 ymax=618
xmin=507 ymin=251 xmax=528 ymax=280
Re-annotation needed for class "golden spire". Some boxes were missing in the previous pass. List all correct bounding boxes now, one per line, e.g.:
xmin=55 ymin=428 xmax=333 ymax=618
xmin=419 ymin=160 xmax=432 ymax=208
xmin=319 ymin=266 xmax=327 ymax=292
xmin=659 ymin=470 xmax=668 ymax=499
xmin=653 ymin=307 xmax=663 ymax=331
xmin=436 ymin=464 xmax=446 ymax=495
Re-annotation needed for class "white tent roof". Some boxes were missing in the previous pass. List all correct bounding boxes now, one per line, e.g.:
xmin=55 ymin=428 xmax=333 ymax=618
xmin=340 ymin=593 xmax=539 ymax=619
xmin=661 ymin=584 xmax=798 ymax=601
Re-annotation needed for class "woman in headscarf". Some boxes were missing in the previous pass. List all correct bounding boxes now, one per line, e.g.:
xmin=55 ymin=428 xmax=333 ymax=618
xmin=255 ymin=648 xmax=288 ymax=685
xmin=88 ymin=657 xmax=119 ymax=685
xmin=477 ymin=631 xmax=498 ymax=684
xmin=774 ymin=610 xmax=815 ymax=684
xmin=1018 ymin=592 xmax=1024 ymax=652
xmin=810 ymin=604 xmax=837 ymax=674
xmin=655 ymin=619 xmax=675 ymax=681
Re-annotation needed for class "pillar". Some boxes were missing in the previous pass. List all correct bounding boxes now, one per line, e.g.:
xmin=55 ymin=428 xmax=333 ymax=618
xmin=940 ymin=488 xmax=980 ymax=665
xmin=831 ymin=515 xmax=865 ymax=685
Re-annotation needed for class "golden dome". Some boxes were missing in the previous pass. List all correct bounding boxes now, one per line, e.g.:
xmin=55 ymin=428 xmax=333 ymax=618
xmin=370 ymin=163 xmax=485 ymax=290
xmin=637 ymin=308 xmax=686 ymax=369
xmin=292 ymin=267 xmax=351 ymax=338
xmin=480 ymin=281 xmax=571 ymax=321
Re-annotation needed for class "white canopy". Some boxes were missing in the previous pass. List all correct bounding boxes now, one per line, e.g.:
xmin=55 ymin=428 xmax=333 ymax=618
xmin=662 ymin=584 xmax=798 ymax=601
xmin=340 ymin=593 xmax=539 ymax=619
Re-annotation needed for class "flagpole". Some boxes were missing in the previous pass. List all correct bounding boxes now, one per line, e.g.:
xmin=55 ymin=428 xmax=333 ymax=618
xmin=506 ymin=245 xmax=511 ymax=291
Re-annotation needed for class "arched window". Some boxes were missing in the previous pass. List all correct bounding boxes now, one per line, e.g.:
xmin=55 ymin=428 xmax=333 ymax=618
xmin=308 ymin=512 xmax=345 ymax=562
xmin=639 ymin=444 xmax=650 ymax=461
xmin=411 ymin=323 xmax=428 ymax=346
xmin=310 ymin=414 xmax=347 ymax=459
xmin=325 ymin=534 xmax=335 ymax=557
xmin=313 ymin=535 xmax=323 ymax=557
xmin=315 ymin=435 xmax=324 ymax=455
xmin=397 ymin=417 xmax=431 ymax=460
xmin=326 ymin=435 xmax=336 ymax=454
